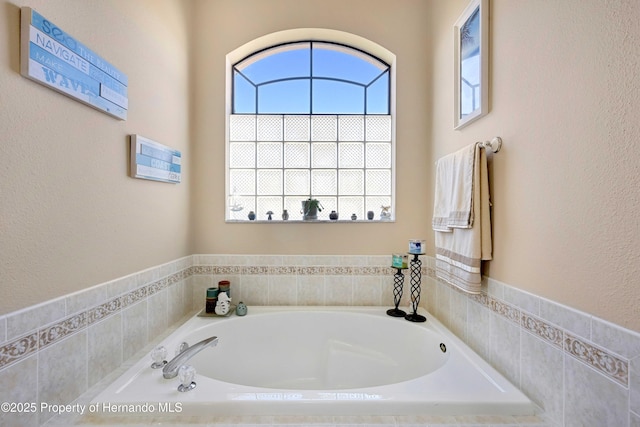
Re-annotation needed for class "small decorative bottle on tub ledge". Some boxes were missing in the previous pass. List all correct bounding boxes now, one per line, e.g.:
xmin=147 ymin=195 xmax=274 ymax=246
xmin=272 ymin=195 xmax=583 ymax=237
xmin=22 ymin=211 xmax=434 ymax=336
xmin=236 ymin=302 xmax=247 ymax=316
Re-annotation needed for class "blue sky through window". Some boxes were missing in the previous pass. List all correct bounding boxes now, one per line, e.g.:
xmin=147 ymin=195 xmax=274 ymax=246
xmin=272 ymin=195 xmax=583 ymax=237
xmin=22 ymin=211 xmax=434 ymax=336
xmin=233 ymin=42 xmax=389 ymax=114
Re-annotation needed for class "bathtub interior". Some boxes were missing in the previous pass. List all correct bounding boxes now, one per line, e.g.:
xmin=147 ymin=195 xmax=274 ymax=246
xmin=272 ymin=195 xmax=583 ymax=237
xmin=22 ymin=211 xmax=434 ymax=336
xmin=186 ymin=310 xmax=448 ymax=389
xmin=92 ymin=307 xmax=536 ymax=416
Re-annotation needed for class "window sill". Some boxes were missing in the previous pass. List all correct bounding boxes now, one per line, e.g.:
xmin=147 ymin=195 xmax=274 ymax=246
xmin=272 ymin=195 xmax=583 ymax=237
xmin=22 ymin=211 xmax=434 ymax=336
xmin=225 ymin=219 xmax=396 ymax=224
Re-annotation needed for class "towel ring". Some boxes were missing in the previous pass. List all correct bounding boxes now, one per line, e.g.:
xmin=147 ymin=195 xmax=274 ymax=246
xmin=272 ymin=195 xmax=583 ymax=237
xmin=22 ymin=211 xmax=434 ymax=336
xmin=478 ymin=137 xmax=502 ymax=153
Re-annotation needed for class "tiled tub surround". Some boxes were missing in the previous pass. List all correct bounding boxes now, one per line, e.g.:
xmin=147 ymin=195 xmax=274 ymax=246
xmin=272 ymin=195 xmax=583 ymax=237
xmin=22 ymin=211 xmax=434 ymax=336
xmin=421 ymin=267 xmax=640 ymax=427
xmin=0 ymin=254 xmax=638 ymax=426
xmin=0 ymin=256 xmax=194 ymax=426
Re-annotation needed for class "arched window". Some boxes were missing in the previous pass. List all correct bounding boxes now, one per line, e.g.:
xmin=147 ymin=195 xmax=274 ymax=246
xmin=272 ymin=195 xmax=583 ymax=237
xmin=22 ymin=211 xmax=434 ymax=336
xmin=233 ymin=42 xmax=389 ymax=114
xmin=227 ymin=39 xmax=394 ymax=221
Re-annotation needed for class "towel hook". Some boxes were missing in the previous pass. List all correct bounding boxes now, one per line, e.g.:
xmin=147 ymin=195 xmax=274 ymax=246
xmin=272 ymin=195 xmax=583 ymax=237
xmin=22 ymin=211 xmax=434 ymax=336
xmin=478 ymin=137 xmax=502 ymax=153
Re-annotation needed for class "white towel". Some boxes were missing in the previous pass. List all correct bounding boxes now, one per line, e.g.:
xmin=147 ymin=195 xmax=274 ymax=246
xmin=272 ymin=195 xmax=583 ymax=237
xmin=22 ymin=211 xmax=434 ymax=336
xmin=432 ymin=144 xmax=476 ymax=232
xmin=433 ymin=143 xmax=492 ymax=294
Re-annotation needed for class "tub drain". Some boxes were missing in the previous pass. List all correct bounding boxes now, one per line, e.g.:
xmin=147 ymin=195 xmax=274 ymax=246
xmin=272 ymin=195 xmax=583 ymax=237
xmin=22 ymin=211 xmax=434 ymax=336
xmin=439 ymin=343 xmax=447 ymax=353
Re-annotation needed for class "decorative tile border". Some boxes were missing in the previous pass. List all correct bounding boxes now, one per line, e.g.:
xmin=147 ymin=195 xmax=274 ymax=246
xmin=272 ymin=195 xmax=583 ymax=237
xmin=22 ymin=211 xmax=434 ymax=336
xmin=521 ymin=313 xmax=564 ymax=349
xmin=88 ymin=299 xmax=121 ymax=326
xmin=39 ymin=311 xmax=87 ymax=349
xmin=0 ymin=268 xmax=191 ymax=371
xmin=490 ymin=298 xmax=520 ymax=325
xmin=433 ymin=267 xmax=630 ymax=388
xmin=564 ymin=332 xmax=628 ymax=386
xmin=191 ymin=265 xmax=418 ymax=276
xmin=0 ymin=332 xmax=38 ymax=369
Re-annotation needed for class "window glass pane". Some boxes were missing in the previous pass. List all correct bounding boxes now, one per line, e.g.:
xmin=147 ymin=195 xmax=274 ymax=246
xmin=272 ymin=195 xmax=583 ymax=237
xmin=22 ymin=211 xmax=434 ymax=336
xmin=234 ymin=72 xmax=256 ymax=113
xmin=338 ymin=143 xmax=364 ymax=168
xmin=229 ymin=169 xmax=255 ymax=195
xmin=257 ymin=170 xmax=282 ymax=195
xmin=365 ymin=115 xmax=391 ymax=141
xmin=338 ymin=197 xmax=364 ymax=220
xmin=284 ymin=143 xmax=310 ymax=168
xmin=339 ymin=170 xmax=364 ymax=195
xmin=311 ymin=143 xmax=337 ymax=168
xmin=311 ymin=170 xmax=337 ymax=195
xmin=311 ymin=115 xmax=337 ymax=141
xmin=365 ymin=143 xmax=391 ymax=168
xmin=229 ymin=142 xmax=255 ymax=168
xmin=312 ymin=44 xmax=386 ymax=84
xmin=284 ymin=170 xmax=310 ymax=195
xmin=366 ymin=170 xmax=391 ymax=195
xmin=259 ymin=80 xmax=310 ymax=113
xmin=284 ymin=115 xmax=310 ymax=141
xmin=230 ymin=115 xmax=256 ymax=141
xmin=257 ymin=116 xmax=283 ymax=141
xmin=239 ymin=43 xmax=310 ymax=84
xmin=366 ymin=71 xmax=389 ymax=114
xmin=257 ymin=143 xmax=282 ymax=168
xmin=338 ymin=115 xmax=364 ymax=141
xmin=312 ymin=80 xmax=364 ymax=114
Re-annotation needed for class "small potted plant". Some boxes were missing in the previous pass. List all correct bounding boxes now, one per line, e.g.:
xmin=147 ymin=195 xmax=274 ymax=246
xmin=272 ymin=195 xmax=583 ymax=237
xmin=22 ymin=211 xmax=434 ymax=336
xmin=301 ymin=197 xmax=323 ymax=220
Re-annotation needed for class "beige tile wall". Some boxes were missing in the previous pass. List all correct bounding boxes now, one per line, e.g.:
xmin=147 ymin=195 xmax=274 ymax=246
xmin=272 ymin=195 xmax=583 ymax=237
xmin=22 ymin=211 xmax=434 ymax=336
xmin=0 ymin=257 xmax=193 ymax=426
xmin=423 ymin=266 xmax=640 ymax=427
xmin=1 ymin=254 xmax=639 ymax=426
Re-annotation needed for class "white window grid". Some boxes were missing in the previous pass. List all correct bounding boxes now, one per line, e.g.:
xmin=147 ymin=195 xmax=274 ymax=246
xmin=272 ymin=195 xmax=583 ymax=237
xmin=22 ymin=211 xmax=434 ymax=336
xmin=227 ymin=114 xmax=393 ymax=221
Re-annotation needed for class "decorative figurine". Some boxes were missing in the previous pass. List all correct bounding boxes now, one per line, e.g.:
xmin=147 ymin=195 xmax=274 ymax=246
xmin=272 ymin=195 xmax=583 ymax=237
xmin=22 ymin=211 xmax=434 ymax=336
xmin=215 ymin=292 xmax=232 ymax=315
xmin=266 ymin=211 xmax=274 ymax=220
xmin=380 ymin=205 xmax=391 ymax=221
xmin=236 ymin=301 xmax=247 ymax=316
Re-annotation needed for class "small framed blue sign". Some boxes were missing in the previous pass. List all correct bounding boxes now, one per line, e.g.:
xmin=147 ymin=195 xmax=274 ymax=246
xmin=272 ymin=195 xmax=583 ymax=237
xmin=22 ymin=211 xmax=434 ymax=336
xmin=130 ymin=135 xmax=182 ymax=184
xmin=20 ymin=7 xmax=128 ymax=120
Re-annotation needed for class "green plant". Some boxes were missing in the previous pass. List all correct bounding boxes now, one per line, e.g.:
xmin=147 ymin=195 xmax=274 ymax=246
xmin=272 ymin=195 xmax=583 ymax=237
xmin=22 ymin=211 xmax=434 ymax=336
xmin=303 ymin=198 xmax=323 ymax=212
xmin=302 ymin=198 xmax=323 ymax=220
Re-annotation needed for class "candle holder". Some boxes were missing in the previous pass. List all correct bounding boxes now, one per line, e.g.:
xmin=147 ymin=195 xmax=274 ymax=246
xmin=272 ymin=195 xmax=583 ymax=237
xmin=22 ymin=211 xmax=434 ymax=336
xmin=405 ymin=253 xmax=426 ymax=322
xmin=386 ymin=266 xmax=408 ymax=317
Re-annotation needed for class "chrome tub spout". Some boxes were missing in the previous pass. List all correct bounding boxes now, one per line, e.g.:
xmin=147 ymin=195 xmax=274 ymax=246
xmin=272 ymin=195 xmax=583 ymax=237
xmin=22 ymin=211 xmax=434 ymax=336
xmin=163 ymin=336 xmax=219 ymax=379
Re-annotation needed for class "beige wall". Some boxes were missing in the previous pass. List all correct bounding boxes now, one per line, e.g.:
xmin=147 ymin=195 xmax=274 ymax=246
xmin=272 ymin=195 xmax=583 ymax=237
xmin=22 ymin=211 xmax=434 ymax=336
xmin=429 ymin=0 xmax=640 ymax=331
xmin=0 ymin=0 xmax=193 ymax=314
xmin=190 ymin=0 xmax=433 ymax=256
xmin=2 ymin=0 xmax=638 ymax=334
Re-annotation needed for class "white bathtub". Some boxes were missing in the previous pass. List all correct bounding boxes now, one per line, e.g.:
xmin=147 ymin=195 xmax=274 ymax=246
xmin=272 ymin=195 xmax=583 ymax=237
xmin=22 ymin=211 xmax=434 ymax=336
xmin=92 ymin=306 xmax=535 ymax=416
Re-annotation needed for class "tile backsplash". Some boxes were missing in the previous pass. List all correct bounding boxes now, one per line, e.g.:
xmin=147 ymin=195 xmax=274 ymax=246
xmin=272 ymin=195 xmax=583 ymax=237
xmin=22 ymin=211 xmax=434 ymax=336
xmin=1 ymin=254 xmax=638 ymax=426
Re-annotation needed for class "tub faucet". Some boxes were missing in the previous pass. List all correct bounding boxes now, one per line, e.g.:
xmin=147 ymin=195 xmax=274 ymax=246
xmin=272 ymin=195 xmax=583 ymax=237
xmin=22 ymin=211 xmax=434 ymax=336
xmin=163 ymin=336 xmax=218 ymax=379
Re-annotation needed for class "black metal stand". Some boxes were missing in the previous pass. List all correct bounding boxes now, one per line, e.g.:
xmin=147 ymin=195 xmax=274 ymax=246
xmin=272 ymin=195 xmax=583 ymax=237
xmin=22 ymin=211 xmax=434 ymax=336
xmin=405 ymin=253 xmax=426 ymax=322
xmin=386 ymin=267 xmax=407 ymax=317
